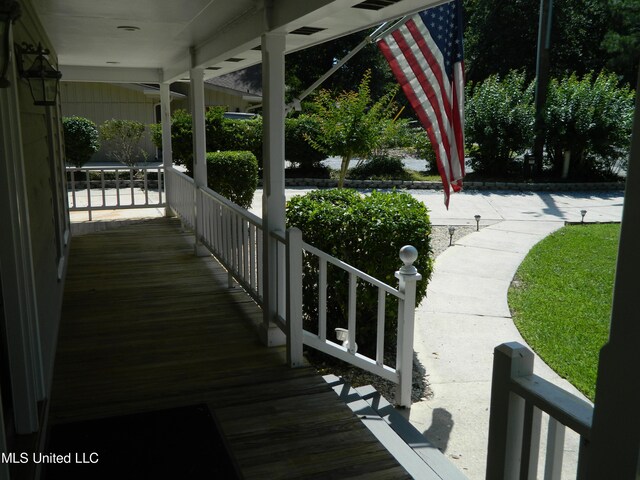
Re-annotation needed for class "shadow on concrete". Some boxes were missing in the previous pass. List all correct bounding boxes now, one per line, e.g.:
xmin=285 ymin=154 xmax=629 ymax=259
xmin=423 ymin=408 xmax=454 ymax=453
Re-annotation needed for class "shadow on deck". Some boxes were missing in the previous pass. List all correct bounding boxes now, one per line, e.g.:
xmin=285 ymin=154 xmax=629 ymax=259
xmin=50 ymin=217 xmax=411 ymax=479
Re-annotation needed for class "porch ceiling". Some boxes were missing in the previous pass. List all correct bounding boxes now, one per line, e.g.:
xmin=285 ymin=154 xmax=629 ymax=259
xmin=32 ymin=0 xmax=441 ymax=83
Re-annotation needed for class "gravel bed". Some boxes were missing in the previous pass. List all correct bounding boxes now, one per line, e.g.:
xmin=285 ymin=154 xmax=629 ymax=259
xmin=307 ymin=224 xmax=480 ymax=405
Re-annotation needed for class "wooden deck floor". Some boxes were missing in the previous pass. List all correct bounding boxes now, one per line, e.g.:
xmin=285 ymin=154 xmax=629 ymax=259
xmin=50 ymin=218 xmax=410 ymax=479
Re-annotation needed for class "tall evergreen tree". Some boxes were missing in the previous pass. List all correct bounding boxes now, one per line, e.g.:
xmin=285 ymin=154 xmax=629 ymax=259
xmin=464 ymin=0 xmax=610 ymax=84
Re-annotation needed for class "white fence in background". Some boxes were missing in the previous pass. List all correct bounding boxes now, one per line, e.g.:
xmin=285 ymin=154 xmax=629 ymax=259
xmin=67 ymin=166 xmax=165 ymax=221
xmin=486 ymin=342 xmax=593 ymax=479
xmin=164 ymin=166 xmax=420 ymax=407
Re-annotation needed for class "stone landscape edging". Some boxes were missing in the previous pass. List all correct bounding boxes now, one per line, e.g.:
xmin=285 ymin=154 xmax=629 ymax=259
xmin=260 ymin=178 xmax=625 ymax=191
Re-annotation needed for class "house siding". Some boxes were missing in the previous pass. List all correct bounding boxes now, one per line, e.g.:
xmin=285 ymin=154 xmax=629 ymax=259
xmin=60 ymin=82 xmax=158 ymax=161
xmin=14 ymin=2 xmax=70 ymax=394
xmin=0 ymin=0 xmax=70 ymax=447
xmin=171 ymin=83 xmax=254 ymax=113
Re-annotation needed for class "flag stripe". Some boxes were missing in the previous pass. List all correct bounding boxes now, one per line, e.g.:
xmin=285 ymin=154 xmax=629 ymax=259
xmin=377 ymin=0 xmax=464 ymax=207
xmin=390 ymin=27 xmax=454 ymax=170
xmin=378 ymin=38 xmax=452 ymax=198
xmin=394 ymin=20 xmax=457 ymax=179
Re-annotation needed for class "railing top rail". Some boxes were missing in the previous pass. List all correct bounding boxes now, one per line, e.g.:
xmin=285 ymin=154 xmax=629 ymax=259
xmin=166 ymin=166 xmax=195 ymax=184
xmin=199 ymin=184 xmax=263 ymax=227
xmin=512 ymin=374 xmax=593 ymax=439
xmin=302 ymin=241 xmax=403 ymax=298
xmin=66 ymin=165 xmax=164 ymax=172
xmin=271 ymin=230 xmax=286 ymax=243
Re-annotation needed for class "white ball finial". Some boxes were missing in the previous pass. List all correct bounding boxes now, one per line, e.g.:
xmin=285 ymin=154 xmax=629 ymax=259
xmin=399 ymin=245 xmax=418 ymax=274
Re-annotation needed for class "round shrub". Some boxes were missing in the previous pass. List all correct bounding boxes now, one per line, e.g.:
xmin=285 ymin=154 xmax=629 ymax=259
xmin=286 ymin=189 xmax=433 ymax=357
xmin=62 ymin=116 xmax=100 ymax=167
xmin=349 ymin=155 xmax=405 ymax=180
xmin=206 ymin=151 xmax=258 ymax=209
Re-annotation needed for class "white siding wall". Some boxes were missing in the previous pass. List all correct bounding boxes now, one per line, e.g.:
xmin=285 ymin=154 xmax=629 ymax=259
xmin=60 ymin=82 xmax=158 ymax=162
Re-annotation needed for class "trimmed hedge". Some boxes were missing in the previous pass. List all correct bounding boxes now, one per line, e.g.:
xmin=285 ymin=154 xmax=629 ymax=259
xmin=151 ymin=110 xmax=326 ymax=174
xmin=206 ymin=151 xmax=258 ymax=209
xmin=62 ymin=116 xmax=100 ymax=167
xmin=286 ymin=189 xmax=433 ymax=356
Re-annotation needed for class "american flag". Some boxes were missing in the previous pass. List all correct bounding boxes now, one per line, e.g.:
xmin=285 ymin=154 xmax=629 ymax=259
xmin=378 ymin=0 xmax=465 ymax=207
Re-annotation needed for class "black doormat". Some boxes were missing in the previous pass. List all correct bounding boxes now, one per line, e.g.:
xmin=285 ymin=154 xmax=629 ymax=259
xmin=43 ymin=404 xmax=240 ymax=480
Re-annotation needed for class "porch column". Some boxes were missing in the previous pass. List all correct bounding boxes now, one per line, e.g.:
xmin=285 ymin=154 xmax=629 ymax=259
xmin=189 ymin=62 xmax=208 ymax=256
xmin=587 ymin=71 xmax=640 ymax=477
xmin=260 ymin=31 xmax=287 ymax=346
xmin=160 ymin=82 xmax=174 ymax=217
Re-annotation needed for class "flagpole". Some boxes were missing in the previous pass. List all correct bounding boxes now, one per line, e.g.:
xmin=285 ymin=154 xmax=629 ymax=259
xmin=532 ymin=0 xmax=554 ymax=177
xmin=284 ymin=21 xmax=394 ymax=113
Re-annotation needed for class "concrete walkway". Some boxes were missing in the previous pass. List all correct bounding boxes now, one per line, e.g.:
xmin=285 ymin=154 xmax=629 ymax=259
xmin=403 ymin=190 xmax=624 ymax=479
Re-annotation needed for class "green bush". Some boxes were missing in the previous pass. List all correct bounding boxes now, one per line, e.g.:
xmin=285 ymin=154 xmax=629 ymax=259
xmin=285 ymin=115 xmax=326 ymax=169
xmin=151 ymin=108 xmax=262 ymax=174
xmin=62 ymin=116 xmax=100 ymax=167
xmin=465 ymin=71 xmax=535 ymax=174
xmin=286 ymin=189 xmax=433 ymax=356
xmin=99 ymin=119 xmax=148 ymax=166
xmin=544 ymin=71 xmax=634 ymax=178
xmin=150 ymin=109 xmax=194 ymax=172
xmin=205 ymin=107 xmax=263 ymax=164
xmin=206 ymin=151 xmax=258 ymax=209
xmin=349 ymin=155 xmax=405 ymax=180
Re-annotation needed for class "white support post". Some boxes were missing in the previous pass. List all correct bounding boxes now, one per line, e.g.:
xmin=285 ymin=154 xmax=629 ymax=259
xmin=189 ymin=63 xmax=209 ymax=257
xmin=485 ymin=342 xmax=535 ymax=480
xmin=395 ymin=246 xmax=421 ymax=408
xmin=160 ymin=82 xmax=174 ymax=217
xmin=260 ymin=31 xmax=287 ymax=347
xmin=286 ymin=228 xmax=304 ymax=367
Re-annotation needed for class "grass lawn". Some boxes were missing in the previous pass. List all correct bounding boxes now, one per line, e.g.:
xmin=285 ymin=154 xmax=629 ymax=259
xmin=508 ymin=223 xmax=620 ymax=401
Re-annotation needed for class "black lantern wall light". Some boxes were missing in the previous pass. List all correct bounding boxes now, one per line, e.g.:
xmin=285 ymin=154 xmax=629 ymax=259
xmin=15 ymin=42 xmax=62 ymax=105
xmin=0 ymin=0 xmax=21 ymax=88
xmin=1 ymin=0 xmax=62 ymax=105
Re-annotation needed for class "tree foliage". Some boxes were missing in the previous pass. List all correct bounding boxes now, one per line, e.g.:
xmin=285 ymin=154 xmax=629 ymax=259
xmin=465 ymin=71 xmax=535 ymax=174
xmin=150 ymin=109 xmax=327 ymax=174
xmin=99 ymin=119 xmax=148 ymax=166
xmin=286 ymin=29 xmax=395 ymax=103
xmin=601 ymin=0 xmax=640 ymax=87
xmin=544 ymin=71 xmax=634 ymax=178
xmin=464 ymin=0 xmax=610 ymax=83
xmin=305 ymin=70 xmax=407 ymax=187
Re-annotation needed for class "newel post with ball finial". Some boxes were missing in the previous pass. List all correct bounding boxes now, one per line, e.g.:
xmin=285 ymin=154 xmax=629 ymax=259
xmin=395 ymin=245 xmax=422 ymax=408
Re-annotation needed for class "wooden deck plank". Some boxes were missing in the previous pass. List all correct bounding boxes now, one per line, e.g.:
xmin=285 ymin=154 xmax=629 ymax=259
xmin=50 ymin=218 xmax=410 ymax=478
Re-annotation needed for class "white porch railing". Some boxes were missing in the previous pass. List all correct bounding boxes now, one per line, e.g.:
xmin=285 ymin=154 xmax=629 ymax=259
xmin=166 ymin=167 xmax=196 ymax=230
xmin=197 ymin=184 xmax=264 ymax=303
xmin=486 ymin=342 xmax=593 ymax=480
xmin=164 ymin=166 xmax=420 ymax=407
xmin=67 ymin=165 xmax=165 ymax=221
